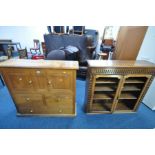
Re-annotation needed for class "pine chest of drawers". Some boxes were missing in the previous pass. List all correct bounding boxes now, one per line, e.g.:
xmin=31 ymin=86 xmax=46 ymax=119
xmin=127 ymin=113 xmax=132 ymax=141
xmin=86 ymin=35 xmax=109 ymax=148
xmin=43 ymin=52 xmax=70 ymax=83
xmin=0 ymin=59 xmax=79 ymax=116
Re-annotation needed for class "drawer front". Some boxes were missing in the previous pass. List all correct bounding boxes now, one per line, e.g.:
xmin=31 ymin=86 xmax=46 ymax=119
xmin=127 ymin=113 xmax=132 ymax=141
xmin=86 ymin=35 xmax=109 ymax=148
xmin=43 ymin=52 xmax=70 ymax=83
xmin=45 ymin=93 xmax=73 ymax=107
xmin=14 ymin=94 xmax=44 ymax=105
xmin=46 ymin=69 xmax=73 ymax=90
xmin=14 ymin=93 xmax=45 ymax=114
xmin=44 ymin=106 xmax=74 ymax=114
xmin=17 ymin=104 xmax=74 ymax=115
xmin=4 ymin=71 xmax=35 ymax=91
xmin=14 ymin=93 xmax=74 ymax=115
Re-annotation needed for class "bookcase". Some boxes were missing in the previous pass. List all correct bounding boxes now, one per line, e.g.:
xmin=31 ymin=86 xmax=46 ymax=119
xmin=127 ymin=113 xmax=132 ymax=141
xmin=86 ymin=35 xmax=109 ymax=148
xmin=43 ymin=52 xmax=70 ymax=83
xmin=85 ymin=60 xmax=155 ymax=114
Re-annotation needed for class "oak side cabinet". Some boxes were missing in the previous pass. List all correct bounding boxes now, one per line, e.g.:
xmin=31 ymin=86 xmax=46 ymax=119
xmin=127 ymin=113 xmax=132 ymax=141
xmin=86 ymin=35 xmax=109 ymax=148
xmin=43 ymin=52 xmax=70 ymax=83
xmin=85 ymin=60 xmax=155 ymax=114
xmin=0 ymin=59 xmax=79 ymax=116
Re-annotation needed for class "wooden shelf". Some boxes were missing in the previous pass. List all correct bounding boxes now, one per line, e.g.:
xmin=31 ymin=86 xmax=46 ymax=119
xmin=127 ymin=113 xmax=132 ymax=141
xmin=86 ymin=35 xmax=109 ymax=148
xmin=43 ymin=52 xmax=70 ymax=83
xmin=91 ymin=102 xmax=112 ymax=112
xmin=95 ymin=86 xmax=116 ymax=91
xmin=119 ymin=93 xmax=137 ymax=99
xmin=95 ymin=79 xmax=117 ymax=84
xmin=115 ymin=102 xmax=134 ymax=111
xmin=94 ymin=93 xmax=114 ymax=99
xmin=122 ymin=85 xmax=141 ymax=91
xmin=125 ymin=79 xmax=145 ymax=84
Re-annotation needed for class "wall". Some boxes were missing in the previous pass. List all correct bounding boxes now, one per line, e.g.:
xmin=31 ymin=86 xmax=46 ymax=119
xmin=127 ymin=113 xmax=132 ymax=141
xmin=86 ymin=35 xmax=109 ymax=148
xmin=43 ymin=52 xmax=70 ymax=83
xmin=137 ymin=26 xmax=155 ymax=110
xmin=0 ymin=26 xmax=48 ymax=52
xmin=0 ymin=26 xmax=119 ymax=53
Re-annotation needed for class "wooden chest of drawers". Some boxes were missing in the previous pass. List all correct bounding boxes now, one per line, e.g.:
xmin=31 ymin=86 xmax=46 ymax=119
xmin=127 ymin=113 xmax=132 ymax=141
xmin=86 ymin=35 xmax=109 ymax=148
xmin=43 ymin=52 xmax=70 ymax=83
xmin=85 ymin=60 xmax=155 ymax=114
xmin=0 ymin=59 xmax=79 ymax=116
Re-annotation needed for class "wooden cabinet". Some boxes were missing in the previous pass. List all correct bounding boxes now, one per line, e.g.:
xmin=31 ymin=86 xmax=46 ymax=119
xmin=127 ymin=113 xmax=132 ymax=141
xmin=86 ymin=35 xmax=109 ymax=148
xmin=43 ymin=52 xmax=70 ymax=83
xmin=0 ymin=59 xmax=79 ymax=116
xmin=85 ymin=60 xmax=155 ymax=114
xmin=112 ymin=26 xmax=148 ymax=60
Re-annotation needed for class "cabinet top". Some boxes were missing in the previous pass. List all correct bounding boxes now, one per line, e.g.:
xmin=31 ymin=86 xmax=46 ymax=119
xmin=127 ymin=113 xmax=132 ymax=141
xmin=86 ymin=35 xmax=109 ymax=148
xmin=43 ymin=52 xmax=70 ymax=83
xmin=87 ymin=60 xmax=155 ymax=68
xmin=0 ymin=59 xmax=79 ymax=69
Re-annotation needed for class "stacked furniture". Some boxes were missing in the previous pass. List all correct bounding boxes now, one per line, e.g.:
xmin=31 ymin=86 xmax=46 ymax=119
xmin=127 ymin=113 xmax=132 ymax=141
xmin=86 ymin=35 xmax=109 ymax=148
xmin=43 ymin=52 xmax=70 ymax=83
xmin=0 ymin=59 xmax=79 ymax=116
xmin=44 ymin=29 xmax=99 ymax=77
xmin=85 ymin=60 xmax=155 ymax=114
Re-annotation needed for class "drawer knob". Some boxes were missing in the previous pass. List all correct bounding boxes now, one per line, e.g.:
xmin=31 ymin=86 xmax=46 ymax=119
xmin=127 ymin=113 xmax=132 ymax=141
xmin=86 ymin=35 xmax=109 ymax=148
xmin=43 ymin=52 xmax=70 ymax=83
xmin=26 ymin=98 xmax=30 ymax=101
xmin=63 ymin=71 xmax=66 ymax=74
xmin=29 ymin=80 xmax=32 ymax=84
xmin=48 ymin=81 xmax=52 ymax=85
xmin=59 ymin=109 xmax=62 ymax=113
xmin=19 ymin=78 xmax=22 ymax=81
xmin=30 ymin=109 xmax=33 ymax=113
xmin=57 ymin=98 xmax=61 ymax=102
xmin=36 ymin=70 xmax=41 ymax=74
xmin=59 ymin=78 xmax=63 ymax=82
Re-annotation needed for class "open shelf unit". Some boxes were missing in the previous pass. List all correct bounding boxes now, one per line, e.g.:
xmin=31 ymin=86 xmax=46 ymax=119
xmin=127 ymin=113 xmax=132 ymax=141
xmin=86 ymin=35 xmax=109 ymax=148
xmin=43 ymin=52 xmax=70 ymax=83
xmin=85 ymin=60 xmax=155 ymax=114
xmin=115 ymin=76 xmax=148 ymax=111
xmin=92 ymin=76 xmax=120 ymax=112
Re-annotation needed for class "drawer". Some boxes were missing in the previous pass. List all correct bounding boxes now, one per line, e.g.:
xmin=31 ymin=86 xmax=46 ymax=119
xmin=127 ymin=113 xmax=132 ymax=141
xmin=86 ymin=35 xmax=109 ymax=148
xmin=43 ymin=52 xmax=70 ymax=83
xmin=17 ymin=104 xmax=35 ymax=114
xmin=46 ymin=69 xmax=73 ymax=89
xmin=30 ymin=69 xmax=46 ymax=76
xmin=45 ymin=93 xmax=73 ymax=107
xmin=14 ymin=94 xmax=44 ymax=105
xmin=3 ymin=69 xmax=36 ymax=91
xmin=17 ymin=104 xmax=74 ymax=115
xmin=44 ymin=106 xmax=74 ymax=114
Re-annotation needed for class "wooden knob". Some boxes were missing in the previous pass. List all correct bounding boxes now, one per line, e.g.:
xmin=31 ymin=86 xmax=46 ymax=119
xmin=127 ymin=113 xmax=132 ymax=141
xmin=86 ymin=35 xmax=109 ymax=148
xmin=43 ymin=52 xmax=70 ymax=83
xmin=59 ymin=109 xmax=62 ymax=113
xmin=59 ymin=78 xmax=63 ymax=82
xmin=19 ymin=78 xmax=22 ymax=81
xmin=48 ymin=81 xmax=52 ymax=85
xmin=36 ymin=70 xmax=41 ymax=74
xmin=29 ymin=80 xmax=32 ymax=84
xmin=30 ymin=109 xmax=33 ymax=113
xmin=26 ymin=98 xmax=30 ymax=101
xmin=63 ymin=71 xmax=66 ymax=74
xmin=57 ymin=98 xmax=61 ymax=102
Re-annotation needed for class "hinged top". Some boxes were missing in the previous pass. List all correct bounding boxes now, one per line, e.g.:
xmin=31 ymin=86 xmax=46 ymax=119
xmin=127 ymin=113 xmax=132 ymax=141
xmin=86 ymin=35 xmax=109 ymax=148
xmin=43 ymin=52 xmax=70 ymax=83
xmin=87 ymin=60 xmax=155 ymax=68
xmin=0 ymin=59 xmax=79 ymax=69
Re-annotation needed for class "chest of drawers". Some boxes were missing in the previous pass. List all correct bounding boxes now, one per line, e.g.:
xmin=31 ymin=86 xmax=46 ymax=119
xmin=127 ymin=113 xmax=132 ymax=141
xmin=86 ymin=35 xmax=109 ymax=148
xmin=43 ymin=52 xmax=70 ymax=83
xmin=0 ymin=59 xmax=79 ymax=116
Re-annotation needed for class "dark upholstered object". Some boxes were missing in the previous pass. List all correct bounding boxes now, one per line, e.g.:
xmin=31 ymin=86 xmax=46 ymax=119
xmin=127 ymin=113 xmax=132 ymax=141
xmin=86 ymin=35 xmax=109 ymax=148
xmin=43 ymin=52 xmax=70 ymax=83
xmin=44 ymin=30 xmax=99 ymax=78
xmin=44 ymin=34 xmax=92 ymax=63
xmin=46 ymin=50 xmax=66 ymax=60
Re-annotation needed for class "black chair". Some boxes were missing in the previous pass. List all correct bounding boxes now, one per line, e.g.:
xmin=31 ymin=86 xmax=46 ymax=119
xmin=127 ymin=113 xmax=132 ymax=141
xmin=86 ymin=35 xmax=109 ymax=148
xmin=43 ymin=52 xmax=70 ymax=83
xmin=73 ymin=26 xmax=85 ymax=35
xmin=53 ymin=26 xmax=65 ymax=34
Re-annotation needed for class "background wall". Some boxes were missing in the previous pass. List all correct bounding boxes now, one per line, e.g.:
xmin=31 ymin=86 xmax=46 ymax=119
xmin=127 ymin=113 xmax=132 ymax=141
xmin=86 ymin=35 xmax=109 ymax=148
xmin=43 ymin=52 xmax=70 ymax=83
xmin=137 ymin=26 xmax=155 ymax=110
xmin=0 ymin=26 xmax=48 ymax=51
xmin=0 ymin=26 xmax=119 ymax=52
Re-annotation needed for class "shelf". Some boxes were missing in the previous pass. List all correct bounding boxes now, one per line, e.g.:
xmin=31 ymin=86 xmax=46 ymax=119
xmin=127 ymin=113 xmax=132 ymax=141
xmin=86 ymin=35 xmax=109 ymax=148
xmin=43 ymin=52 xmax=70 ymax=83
xmin=95 ymin=86 xmax=116 ymax=91
xmin=91 ymin=102 xmax=112 ymax=112
xmin=94 ymin=93 xmax=114 ymax=99
xmin=125 ymin=79 xmax=145 ymax=84
xmin=115 ymin=100 xmax=136 ymax=111
xmin=95 ymin=79 xmax=118 ymax=84
xmin=119 ymin=93 xmax=137 ymax=99
xmin=122 ymin=85 xmax=141 ymax=91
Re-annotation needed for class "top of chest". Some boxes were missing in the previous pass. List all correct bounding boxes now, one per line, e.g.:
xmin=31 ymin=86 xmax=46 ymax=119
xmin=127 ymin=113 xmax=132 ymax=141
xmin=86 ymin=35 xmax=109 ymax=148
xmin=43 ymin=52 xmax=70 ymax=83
xmin=0 ymin=59 xmax=79 ymax=70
